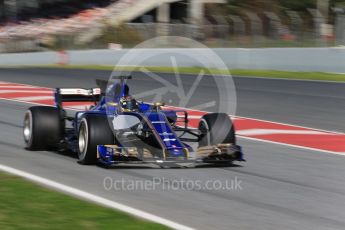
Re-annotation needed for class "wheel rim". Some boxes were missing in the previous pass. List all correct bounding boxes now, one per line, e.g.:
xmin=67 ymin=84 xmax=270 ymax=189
xmin=23 ymin=111 xmax=32 ymax=144
xmin=199 ymin=119 xmax=210 ymax=146
xmin=78 ymin=121 xmax=88 ymax=159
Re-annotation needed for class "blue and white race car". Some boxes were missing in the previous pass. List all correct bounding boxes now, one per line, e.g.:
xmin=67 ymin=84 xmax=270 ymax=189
xmin=23 ymin=76 xmax=244 ymax=167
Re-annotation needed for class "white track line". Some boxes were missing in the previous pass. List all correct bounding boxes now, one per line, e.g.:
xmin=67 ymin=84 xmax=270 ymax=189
xmin=0 ymin=97 xmax=53 ymax=107
xmin=14 ymin=96 xmax=54 ymax=101
xmin=0 ymin=81 xmax=52 ymax=89
xmin=0 ymin=90 xmax=52 ymax=94
xmin=238 ymin=135 xmax=345 ymax=157
xmin=232 ymin=74 xmax=345 ymax=84
xmin=184 ymin=115 xmax=242 ymax=121
xmin=0 ymin=85 xmax=36 ymax=88
xmin=237 ymin=129 xmax=332 ymax=136
xmin=234 ymin=115 xmax=345 ymax=135
xmin=0 ymin=164 xmax=195 ymax=230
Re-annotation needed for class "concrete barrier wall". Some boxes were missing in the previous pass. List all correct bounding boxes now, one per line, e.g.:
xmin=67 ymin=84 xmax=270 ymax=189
xmin=1 ymin=47 xmax=345 ymax=73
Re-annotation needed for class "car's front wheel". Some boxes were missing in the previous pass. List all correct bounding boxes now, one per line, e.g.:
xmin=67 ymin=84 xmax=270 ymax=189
xmin=198 ymin=113 xmax=235 ymax=147
xmin=78 ymin=115 xmax=114 ymax=165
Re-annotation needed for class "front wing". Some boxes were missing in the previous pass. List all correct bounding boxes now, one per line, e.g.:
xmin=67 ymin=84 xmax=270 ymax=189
xmin=97 ymin=144 xmax=244 ymax=167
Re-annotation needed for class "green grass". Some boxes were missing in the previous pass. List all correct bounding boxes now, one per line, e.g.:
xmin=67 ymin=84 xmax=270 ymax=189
xmin=0 ymin=172 xmax=169 ymax=230
xmin=229 ymin=69 xmax=345 ymax=82
xmin=4 ymin=64 xmax=345 ymax=82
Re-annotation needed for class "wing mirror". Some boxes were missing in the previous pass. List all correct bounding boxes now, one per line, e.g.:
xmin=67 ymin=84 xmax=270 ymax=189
xmin=153 ymin=102 xmax=165 ymax=107
xmin=153 ymin=102 xmax=165 ymax=111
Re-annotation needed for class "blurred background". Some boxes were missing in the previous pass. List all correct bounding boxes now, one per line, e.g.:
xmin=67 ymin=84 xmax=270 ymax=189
xmin=0 ymin=0 xmax=345 ymax=52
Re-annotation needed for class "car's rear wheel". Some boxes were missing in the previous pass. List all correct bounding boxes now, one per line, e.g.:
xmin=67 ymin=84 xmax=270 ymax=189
xmin=198 ymin=113 xmax=235 ymax=147
xmin=23 ymin=106 xmax=63 ymax=150
xmin=78 ymin=115 xmax=114 ymax=165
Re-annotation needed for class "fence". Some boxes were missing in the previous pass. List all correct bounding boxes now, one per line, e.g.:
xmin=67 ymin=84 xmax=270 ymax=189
xmin=2 ymin=48 xmax=345 ymax=73
xmin=1 ymin=9 xmax=345 ymax=52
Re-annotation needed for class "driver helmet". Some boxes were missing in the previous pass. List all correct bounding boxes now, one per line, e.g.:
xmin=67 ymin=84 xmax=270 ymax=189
xmin=120 ymin=95 xmax=139 ymax=112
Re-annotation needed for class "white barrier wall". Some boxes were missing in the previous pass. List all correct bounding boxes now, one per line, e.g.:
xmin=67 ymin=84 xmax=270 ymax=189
xmin=1 ymin=47 xmax=345 ymax=73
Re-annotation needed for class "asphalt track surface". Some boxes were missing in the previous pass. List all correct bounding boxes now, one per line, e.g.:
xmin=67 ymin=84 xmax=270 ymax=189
xmin=1 ymin=68 xmax=345 ymax=230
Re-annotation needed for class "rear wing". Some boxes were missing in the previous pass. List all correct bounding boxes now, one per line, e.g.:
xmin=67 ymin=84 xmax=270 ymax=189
xmin=55 ymin=88 xmax=101 ymax=108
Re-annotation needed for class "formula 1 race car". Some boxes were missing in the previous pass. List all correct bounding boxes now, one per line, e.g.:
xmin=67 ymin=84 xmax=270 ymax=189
xmin=23 ymin=76 xmax=244 ymax=167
